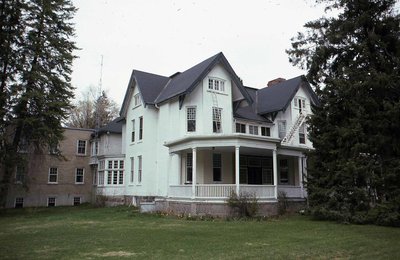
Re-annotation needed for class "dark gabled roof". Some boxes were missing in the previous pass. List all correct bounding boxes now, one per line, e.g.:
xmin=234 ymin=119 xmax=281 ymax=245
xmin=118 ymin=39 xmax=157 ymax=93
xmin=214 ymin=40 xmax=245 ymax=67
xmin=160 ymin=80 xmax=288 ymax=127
xmin=233 ymin=87 xmax=272 ymax=123
xmin=155 ymin=52 xmax=252 ymax=105
xmin=257 ymin=75 xmax=319 ymax=115
xmin=134 ymin=70 xmax=170 ymax=105
xmin=92 ymin=117 xmax=124 ymax=137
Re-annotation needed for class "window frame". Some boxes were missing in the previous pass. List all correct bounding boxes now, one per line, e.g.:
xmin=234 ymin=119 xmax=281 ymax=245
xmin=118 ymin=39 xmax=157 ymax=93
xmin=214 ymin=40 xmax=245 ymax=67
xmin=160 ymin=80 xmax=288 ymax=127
xmin=75 ymin=168 xmax=84 ymax=184
xmin=139 ymin=117 xmax=143 ymax=140
xmin=249 ymin=125 xmax=259 ymax=135
xmin=212 ymin=107 xmax=222 ymax=133
xmin=15 ymin=197 xmax=24 ymax=208
xmin=299 ymin=123 xmax=306 ymax=144
xmin=48 ymin=167 xmax=58 ymax=184
xmin=208 ymin=78 xmax=226 ymax=93
xmin=186 ymin=153 xmax=193 ymax=183
xmin=138 ymin=156 xmax=142 ymax=184
xmin=235 ymin=123 xmax=246 ymax=133
xmin=278 ymin=121 xmax=287 ymax=139
xmin=131 ymin=119 xmax=135 ymax=142
xmin=48 ymin=197 xmax=56 ymax=207
xmin=134 ymin=93 xmax=141 ymax=107
xmin=77 ymin=140 xmax=87 ymax=155
xmin=279 ymin=159 xmax=289 ymax=184
xmin=130 ymin=157 xmax=135 ymax=183
xmin=261 ymin=126 xmax=271 ymax=137
xmin=106 ymin=159 xmax=124 ymax=185
xmin=186 ymin=106 xmax=196 ymax=132
xmin=73 ymin=197 xmax=81 ymax=206
xmin=213 ymin=153 xmax=222 ymax=182
xmin=15 ymin=165 xmax=25 ymax=184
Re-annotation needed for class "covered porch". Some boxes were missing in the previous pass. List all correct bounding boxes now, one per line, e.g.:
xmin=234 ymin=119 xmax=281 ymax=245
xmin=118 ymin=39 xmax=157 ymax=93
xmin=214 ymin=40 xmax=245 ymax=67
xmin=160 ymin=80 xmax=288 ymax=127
xmin=165 ymin=135 xmax=307 ymax=201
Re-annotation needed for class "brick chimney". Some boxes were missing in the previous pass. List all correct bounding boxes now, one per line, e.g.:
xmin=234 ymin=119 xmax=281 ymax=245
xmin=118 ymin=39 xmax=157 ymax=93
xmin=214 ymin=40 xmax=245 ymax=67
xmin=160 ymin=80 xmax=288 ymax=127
xmin=267 ymin=77 xmax=286 ymax=87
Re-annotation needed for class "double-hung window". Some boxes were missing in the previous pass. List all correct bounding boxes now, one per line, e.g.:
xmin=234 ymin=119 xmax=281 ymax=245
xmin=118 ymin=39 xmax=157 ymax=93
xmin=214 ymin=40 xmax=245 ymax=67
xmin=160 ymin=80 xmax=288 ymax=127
xmin=187 ymin=107 xmax=196 ymax=132
xmin=48 ymin=167 xmax=58 ymax=184
xmin=279 ymin=159 xmax=289 ymax=184
xmin=130 ymin=157 xmax=134 ymax=183
xmin=212 ymin=107 xmax=222 ymax=133
xmin=48 ymin=197 xmax=56 ymax=207
xmin=134 ymin=94 xmax=141 ymax=107
xmin=278 ymin=121 xmax=287 ymax=139
xmin=138 ymin=156 xmax=142 ymax=184
xmin=77 ymin=140 xmax=86 ymax=155
xmin=75 ymin=168 xmax=84 ymax=184
xmin=249 ymin=125 xmax=259 ymax=135
xmin=208 ymin=78 xmax=225 ymax=92
xmin=106 ymin=160 xmax=124 ymax=185
xmin=139 ymin=117 xmax=143 ymax=140
xmin=236 ymin=123 xmax=246 ymax=133
xmin=186 ymin=153 xmax=193 ymax=183
xmin=294 ymin=97 xmax=306 ymax=113
xmin=15 ymin=165 xmax=25 ymax=184
xmin=213 ymin=154 xmax=222 ymax=182
xmin=299 ymin=123 xmax=306 ymax=144
xmin=131 ymin=120 xmax=135 ymax=142
xmin=261 ymin=126 xmax=271 ymax=137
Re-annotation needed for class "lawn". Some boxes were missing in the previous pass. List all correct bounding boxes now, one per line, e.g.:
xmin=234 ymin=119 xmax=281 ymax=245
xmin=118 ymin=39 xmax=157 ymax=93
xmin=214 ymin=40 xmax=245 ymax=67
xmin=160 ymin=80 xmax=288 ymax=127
xmin=0 ymin=206 xmax=399 ymax=259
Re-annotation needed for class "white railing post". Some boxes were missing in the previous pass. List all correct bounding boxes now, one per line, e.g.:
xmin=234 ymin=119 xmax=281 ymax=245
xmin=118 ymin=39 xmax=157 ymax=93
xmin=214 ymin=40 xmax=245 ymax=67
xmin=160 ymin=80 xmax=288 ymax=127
xmin=298 ymin=156 xmax=304 ymax=198
xmin=192 ymin=147 xmax=197 ymax=199
xmin=235 ymin=146 xmax=240 ymax=195
xmin=273 ymin=149 xmax=278 ymax=199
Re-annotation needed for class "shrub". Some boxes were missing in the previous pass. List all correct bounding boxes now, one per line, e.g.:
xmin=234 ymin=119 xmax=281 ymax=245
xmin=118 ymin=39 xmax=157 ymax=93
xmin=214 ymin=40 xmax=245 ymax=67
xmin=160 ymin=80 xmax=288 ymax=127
xmin=277 ymin=191 xmax=288 ymax=215
xmin=227 ymin=191 xmax=259 ymax=218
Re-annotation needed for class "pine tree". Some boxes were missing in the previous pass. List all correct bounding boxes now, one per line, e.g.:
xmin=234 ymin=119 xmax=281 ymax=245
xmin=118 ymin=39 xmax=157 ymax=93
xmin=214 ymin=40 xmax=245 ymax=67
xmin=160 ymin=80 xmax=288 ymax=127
xmin=0 ymin=0 xmax=77 ymax=207
xmin=287 ymin=0 xmax=400 ymax=225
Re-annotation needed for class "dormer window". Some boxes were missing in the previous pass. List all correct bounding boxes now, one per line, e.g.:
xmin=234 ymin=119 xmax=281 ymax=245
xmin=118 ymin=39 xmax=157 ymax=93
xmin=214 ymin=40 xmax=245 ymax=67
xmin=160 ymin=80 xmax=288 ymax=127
xmin=208 ymin=78 xmax=225 ymax=92
xmin=134 ymin=94 xmax=141 ymax=107
xmin=294 ymin=97 xmax=306 ymax=112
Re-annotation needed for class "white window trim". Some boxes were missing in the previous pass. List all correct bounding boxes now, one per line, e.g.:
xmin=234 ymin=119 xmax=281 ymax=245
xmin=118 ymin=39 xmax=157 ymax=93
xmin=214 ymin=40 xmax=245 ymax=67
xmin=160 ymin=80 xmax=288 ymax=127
xmin=186 ymin=106 xmax=196 ymax=133
xmin=130 ymin=157 xmax=135 ymax=184
xmin=208 ymin=77 xmax=226 ymax=93
xmin=48 ymin=167 xmax=58 ymax=184
xmin=76 ymin=140 xmax=87 ymax=156
xmin=212 ymin=107 xmax=222 ymax=133
xmin=134 ymin=93 xmax=141 ymax=107
xmin=75 ymin=168 xmax=85 ymax=184
xmin=138 ymin=156 xmax=142 ymax=184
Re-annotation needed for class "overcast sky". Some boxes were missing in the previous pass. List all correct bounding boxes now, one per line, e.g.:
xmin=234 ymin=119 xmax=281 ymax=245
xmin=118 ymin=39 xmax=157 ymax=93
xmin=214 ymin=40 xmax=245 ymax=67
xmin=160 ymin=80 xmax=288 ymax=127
xmin=71 ymin=0 xmax=330 ymax=106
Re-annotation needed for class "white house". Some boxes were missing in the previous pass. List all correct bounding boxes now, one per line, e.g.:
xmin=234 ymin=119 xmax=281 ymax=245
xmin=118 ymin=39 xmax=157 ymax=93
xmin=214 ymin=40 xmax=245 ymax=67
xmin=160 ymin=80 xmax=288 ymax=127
xmin=94 ymin=52 xmax=319 ymax=215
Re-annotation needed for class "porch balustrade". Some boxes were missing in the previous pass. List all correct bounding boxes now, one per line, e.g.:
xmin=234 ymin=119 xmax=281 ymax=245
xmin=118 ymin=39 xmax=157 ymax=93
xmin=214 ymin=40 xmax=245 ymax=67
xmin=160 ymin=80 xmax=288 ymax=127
xmin=168 ymin=184 xmax=278 ymax=199
xmin=278 ymin=186 xmax=303 ymax=198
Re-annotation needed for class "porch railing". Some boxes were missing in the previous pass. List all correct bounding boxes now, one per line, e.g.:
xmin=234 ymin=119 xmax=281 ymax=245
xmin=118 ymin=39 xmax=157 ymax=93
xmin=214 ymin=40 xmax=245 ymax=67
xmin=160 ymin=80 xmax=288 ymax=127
xmin=278 ymin=186 xmax=303 ymax=198
xmin=240 ymin=185 xmax=275 ymax=199
xmin=196 ymin=184 xmax=236 ymax=198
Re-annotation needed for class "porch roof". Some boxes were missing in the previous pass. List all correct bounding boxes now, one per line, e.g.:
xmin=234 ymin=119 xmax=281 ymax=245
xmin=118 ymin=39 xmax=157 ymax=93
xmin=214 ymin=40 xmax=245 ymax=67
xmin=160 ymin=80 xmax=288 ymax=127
xmin=164 ymin=134 xmax=280 ymax=153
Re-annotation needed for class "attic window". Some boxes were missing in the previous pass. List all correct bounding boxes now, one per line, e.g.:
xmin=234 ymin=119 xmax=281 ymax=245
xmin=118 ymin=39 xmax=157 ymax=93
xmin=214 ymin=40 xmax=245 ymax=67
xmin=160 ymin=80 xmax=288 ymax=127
xmin=208 ymin=78 xmax=225 ymax=92
xmin=134 ymin=94 xmax=141 ymax=107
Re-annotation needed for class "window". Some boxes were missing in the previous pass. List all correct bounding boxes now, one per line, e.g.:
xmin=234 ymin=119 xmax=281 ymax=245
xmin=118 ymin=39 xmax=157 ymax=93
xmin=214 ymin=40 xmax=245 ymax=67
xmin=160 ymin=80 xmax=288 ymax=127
xmin=208 ymin=78 xmax=225 ymax=92
xmin=130 ymin=157 xmax=134 ymax=183
xmin=15 ymin=197 xmax=24 ymax=208
xmin=73 ymin=197 xmax=81 ymax=206
xmin=236 ymin=123 xmax=246 ymax=133
xmin=212 ymin=107 xmax=222 ymax=133
xmin=139 ymin=117 xmax=143 ymax=140
xmin=106 ymin=160 xmax=124 ymax=185
xmin=75 ymin=168 xmax=84 ymax=184
xmin=48 ymin=168 xmax=58 ymax=183
xmin=262 ymin=169 xmax=273 ymax=184
xmin=98 ymin=161 xmax=105 ymax=186
xmin=138 ymin=156 xmax=142 ymax=183
xmin=77 ymin=140 xmax=86 ymax=155
xmin=261 ymin=127 xmax=271 ymax=137
xmin=15 ymin=165 xmax=25 ymax=184
xmin=134 ymin=93 xmax=141 ymax=107
xmin=299 ymin=123 xmax=306 ymax=144
xmin=213 ymin=154 xmax=222 ymax=182
xmin=294 ymin=97 xmax=306 ymax=112
xmin=249 ymin=125 xmax=259 ymax=135
xmin=279 ymin=159 xmax=289 ymax=184
xmin=48 ymin=197 xmax=56 ymax=207
xmin=278 ymin=121 xmax=286 ymax=139
xmin=187 ymin=107 xmax=196 ymax=132
xmin=131 ymin=120 xmax=135 ymax=142
xmin=90 ymin=141 xmax=98 ymax=156
xmin=186 ymin=153 xmax=193 ymax=183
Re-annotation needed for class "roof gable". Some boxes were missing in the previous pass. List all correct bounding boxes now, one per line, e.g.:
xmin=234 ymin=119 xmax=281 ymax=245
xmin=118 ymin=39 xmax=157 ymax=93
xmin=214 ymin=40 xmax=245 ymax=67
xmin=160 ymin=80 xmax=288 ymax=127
xmin=257 ymin=75 xmax=319 ymax=115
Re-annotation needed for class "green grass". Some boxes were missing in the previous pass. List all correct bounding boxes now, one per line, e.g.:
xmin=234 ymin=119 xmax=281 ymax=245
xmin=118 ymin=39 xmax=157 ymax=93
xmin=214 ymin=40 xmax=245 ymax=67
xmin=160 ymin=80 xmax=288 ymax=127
xmin=0 ymin=206 xmax=399 ymax=259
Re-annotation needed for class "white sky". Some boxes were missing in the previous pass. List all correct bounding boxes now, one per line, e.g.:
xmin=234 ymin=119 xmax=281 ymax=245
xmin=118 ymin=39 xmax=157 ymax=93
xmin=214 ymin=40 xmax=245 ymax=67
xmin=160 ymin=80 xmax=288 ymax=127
xmin=71 ymin=0 xmax=329 ymax=106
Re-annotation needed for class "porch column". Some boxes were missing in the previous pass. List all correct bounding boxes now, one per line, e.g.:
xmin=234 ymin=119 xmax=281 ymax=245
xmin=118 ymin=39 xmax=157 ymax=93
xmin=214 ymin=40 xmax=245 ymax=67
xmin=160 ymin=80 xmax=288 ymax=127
xmin=192 ymin=147 xmax=197 ymax=199
xmin=235 ymin=146 xmax=240 ymax=195
xmin=298 ymin=156 xmax=304 ymax=198
xmin=273 ymin=149 xmax=278 ymax=199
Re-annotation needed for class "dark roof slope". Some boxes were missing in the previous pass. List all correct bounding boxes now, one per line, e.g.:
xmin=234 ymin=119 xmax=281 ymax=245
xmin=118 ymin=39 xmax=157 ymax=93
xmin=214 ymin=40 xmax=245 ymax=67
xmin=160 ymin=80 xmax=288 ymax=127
xmin=93 ymin=117 xmax=124 ymax=137
xmin=233 ymin=87 xmax=272 ymax=123
xmin=154 ymin=53 xmax=220 ymax=103
xmin=134 ymin=70 xmax=170 ymax=105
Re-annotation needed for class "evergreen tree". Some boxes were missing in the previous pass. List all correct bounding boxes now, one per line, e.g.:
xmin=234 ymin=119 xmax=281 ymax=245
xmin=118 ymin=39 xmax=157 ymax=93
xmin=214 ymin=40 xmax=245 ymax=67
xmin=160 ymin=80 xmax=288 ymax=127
xmin=287 ymin=0 xmax=400 ymax=226
xmin=0 ymin=0 xmax=77 ymax=207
